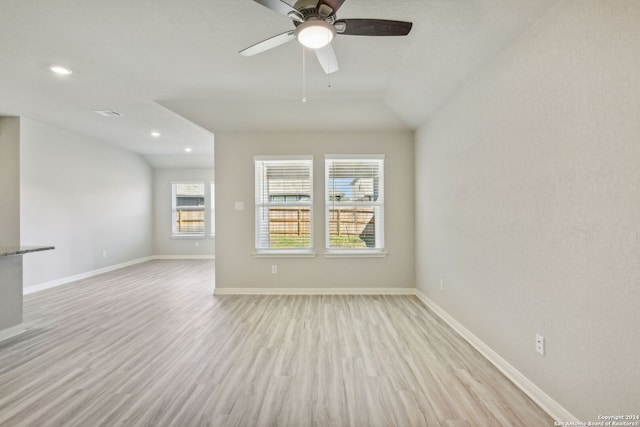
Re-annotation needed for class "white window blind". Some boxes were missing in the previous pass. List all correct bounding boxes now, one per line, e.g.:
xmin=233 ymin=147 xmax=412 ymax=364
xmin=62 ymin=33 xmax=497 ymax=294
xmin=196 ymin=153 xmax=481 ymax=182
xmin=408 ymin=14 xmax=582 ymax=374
xmin=255 ymin=157 xmax=313 ymax=251
xmin=172 ymin=182 xmax=205 ymax=235
xmin=325 ymin=156 xmax=384 ymax=251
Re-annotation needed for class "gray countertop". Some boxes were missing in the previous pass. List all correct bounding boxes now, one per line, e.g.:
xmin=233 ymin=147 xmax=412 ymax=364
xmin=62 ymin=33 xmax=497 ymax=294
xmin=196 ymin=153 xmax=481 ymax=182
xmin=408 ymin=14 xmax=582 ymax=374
xmin=0 ymin=246 xmax=55 ymax=257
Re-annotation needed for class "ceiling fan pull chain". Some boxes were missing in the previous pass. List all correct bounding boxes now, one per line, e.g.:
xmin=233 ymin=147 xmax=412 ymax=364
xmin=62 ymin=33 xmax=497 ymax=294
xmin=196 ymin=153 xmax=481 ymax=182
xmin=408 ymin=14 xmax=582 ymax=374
xmin=302 ymin=46 xmax=307 ymax=103
xmin=326 ymin=44 xmax=331 ymax=88
xmin=326 ymin=29 xmax=332 ymax=87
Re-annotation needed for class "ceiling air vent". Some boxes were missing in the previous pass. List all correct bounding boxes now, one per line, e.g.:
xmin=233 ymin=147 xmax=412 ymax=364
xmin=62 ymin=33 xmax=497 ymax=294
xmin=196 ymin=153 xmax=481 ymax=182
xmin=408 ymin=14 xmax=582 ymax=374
xmin=93 ymin=110 xmax=122 ymax=117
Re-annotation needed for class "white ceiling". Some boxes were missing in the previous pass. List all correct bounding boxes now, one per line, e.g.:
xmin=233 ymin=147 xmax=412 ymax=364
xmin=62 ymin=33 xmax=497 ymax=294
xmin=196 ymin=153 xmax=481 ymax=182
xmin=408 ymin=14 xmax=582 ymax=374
xmin=0 ymin=0 xmax=557 ymax=168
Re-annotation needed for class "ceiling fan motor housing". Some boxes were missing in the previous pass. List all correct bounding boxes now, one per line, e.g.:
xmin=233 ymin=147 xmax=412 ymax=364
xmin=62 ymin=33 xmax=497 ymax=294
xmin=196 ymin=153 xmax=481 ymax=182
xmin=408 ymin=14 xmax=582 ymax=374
xmin=294 ymin=0 xmax=319 ymax=12
xmin=293 ymin=0 xmax=335 ymax=24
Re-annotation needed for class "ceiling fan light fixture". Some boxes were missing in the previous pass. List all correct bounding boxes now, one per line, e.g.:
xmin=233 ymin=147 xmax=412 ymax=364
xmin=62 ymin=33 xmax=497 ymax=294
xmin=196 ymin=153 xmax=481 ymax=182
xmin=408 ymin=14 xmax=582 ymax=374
xmin=295 ymin=20 xmax=336 ymax=49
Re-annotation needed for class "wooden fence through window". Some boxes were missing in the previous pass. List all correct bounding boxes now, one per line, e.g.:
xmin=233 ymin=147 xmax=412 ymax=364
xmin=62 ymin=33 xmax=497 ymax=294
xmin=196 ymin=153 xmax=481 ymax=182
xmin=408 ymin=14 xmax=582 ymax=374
xmin=176 ymin=209 xmax=205 ymax=233
xmin=269 ymin=207 xmax=374 ymax=236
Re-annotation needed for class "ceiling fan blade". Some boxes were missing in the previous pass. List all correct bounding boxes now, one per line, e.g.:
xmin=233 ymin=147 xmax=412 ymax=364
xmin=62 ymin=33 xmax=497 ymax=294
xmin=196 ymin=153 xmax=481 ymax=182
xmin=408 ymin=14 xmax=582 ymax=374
xmin=316 ymin=0 xmax=346 ymax=17
xmin=239 ymin=30 xmax=295 ymax=56
xmin=334 ymin=19 xmax=413 ymax=36
xmin=250 ymin=0 xmax=303 ymax=21
xmin=315 ymin=44 xmax=339 ymax=74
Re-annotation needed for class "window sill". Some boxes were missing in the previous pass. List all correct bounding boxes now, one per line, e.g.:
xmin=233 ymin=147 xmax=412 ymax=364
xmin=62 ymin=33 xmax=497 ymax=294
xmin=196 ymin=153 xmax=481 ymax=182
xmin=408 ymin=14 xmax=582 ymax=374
xmin=324 ymin=250 xmax=388 ymax=259
xmin=171 ymin=234 xmax=206 ymax=240
xmin=253 ymin=250 xmax=317 ymax=259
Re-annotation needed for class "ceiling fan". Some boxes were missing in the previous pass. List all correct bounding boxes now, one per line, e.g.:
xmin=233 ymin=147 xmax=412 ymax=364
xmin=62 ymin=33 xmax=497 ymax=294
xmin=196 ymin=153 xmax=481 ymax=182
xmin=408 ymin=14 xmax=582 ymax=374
xmin=239 ymin=0 xmax=413 ymax=74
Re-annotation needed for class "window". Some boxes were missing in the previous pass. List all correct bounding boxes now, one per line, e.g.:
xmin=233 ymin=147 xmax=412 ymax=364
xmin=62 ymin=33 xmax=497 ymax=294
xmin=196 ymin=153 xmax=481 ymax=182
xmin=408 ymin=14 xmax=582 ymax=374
xmin=172 ymin=182 xmax=205 ymax=235
xmin=210 ymin=181 xmax=215 ymax=236
xmin=325 ymin=156 xmax=384 ymax=252
xmin=255 ymin=156 xmax=313 ymax=252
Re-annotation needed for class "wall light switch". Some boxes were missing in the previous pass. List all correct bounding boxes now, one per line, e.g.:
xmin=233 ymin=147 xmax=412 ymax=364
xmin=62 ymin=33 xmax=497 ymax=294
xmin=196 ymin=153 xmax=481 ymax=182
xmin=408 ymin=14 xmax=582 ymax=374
xmin=235 ymin=202 xmax=244 ymax=211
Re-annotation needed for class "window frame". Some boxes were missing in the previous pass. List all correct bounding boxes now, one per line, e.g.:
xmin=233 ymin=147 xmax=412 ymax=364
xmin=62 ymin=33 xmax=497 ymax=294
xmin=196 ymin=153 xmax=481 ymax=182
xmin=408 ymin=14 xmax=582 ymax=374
xmin=253 ymin=155 xmax=315 ymax=257
xmin=324 ymin=155 xmax=386 ymax=257
xmin=210 ymin=181 xmax=215 ymax=237
xmin=171 ymin=181 xmax=206 ymax=238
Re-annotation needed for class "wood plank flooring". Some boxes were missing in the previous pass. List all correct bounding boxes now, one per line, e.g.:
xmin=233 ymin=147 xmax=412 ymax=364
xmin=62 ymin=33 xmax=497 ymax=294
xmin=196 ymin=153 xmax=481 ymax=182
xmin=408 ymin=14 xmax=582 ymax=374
xmin=0 ymin=260 xmax=553 ymax=426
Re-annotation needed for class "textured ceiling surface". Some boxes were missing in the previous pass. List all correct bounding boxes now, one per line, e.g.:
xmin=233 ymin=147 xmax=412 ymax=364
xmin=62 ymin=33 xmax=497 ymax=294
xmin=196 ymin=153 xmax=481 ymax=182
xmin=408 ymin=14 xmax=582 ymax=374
xmin=0 ymin=0 xmax=557 ymax=167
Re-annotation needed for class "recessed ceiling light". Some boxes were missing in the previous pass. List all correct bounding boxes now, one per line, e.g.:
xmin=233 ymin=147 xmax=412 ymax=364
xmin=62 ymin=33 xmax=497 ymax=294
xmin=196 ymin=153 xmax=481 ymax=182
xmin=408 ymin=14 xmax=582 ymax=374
xmin=50 ymin=65 xmax=72 ymax=75
xmin=150 ymin=131 xmax=161 ymax=138
xmin=185 ymin=147 xmax=193 ymax=153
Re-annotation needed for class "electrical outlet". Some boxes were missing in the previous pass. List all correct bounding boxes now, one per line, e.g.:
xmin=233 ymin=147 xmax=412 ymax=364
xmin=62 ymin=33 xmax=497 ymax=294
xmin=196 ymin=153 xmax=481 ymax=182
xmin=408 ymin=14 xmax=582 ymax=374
xmin=439 ymin=278 xmax=444 ymax=291
xmin=235 ymin=201 xmax=244 ymax=211
xmin=536 ymin=333 xmax=545 ymax=355
xmin=194 ymin=241 xmax=200 ymax=248
xmin=271 ymin=265 xmax=278 ymax=274
xmin=102 ymin=250 xmax=107 ymax=258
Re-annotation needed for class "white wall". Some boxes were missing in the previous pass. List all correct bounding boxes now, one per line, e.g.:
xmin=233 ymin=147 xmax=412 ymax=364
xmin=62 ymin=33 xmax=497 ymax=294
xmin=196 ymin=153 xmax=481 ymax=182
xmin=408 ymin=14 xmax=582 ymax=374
xmin=153 ymin=168 xmax=215 ymax=257
xmin=0 ymin=117 xmax=20 ymax=246
xmin=20 ymin=118 xmax=153 ymax=289
xmin=415 ymin=0 xmax=640 ymax=420
xmin=215 ymin=130 xmax=414 ymax=290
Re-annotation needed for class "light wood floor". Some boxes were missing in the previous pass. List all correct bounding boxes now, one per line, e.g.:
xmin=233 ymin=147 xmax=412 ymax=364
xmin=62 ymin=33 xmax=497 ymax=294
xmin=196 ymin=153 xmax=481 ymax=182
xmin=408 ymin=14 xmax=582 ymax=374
xmin=0 ymin=260 xmax=553 ymax=426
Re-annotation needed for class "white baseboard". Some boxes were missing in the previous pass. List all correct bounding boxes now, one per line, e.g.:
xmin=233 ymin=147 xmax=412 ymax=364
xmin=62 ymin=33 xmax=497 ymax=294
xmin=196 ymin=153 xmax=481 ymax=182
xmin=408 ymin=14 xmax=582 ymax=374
xmin=413 ymin=289 xmax=577 ymax=423
xmin=213 ymin=287 xmax=415 ymax=296
xmin=153 ymin=255 xmax=215 ymax=260
xmin=23 ymin=256 xmax=215 ymax=295
xmin=0 ymin=324 xmax=27 ymax=344
xmin=23 ymin=257 xmax=154 ymax=295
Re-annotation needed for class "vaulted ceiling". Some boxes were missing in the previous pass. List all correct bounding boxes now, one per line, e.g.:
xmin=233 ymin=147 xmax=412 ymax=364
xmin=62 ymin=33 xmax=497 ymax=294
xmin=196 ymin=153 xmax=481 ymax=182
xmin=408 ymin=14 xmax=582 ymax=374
xmin=0 ymin=0 xmax=556 ymax=168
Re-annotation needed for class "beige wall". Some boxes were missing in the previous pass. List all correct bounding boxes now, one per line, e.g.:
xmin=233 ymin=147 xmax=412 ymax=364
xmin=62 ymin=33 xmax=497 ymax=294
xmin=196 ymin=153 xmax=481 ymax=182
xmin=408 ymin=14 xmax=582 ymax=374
xmin=215 ymin=130 xmax=414 ymax=290
xmin=0 ymin=117 xmax=22 ymax=331
xmin=415 ymin=0 xmax=640 ymax=420
xmin=0 ymin=117 xmax=20 ymax=246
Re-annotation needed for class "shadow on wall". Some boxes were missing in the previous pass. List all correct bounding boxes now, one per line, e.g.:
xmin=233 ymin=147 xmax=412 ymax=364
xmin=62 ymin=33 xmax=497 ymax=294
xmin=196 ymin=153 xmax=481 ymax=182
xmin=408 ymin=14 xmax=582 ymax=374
xmin=360 ymin=218 xmax=376 ymax=248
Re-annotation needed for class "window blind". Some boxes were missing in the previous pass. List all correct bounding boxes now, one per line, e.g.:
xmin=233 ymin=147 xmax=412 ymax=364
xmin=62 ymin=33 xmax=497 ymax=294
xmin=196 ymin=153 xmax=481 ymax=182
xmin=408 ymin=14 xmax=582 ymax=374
xmin=325 ymin=156 xmax=384 ymax=250
xmin=255 ymin=157 xmax=313 ymax=251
